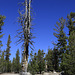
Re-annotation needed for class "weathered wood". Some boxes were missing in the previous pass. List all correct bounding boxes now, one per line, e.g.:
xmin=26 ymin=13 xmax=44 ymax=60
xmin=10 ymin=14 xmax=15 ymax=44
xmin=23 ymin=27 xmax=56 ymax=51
xmin=22 ymin=0 xmax=32 ymax=74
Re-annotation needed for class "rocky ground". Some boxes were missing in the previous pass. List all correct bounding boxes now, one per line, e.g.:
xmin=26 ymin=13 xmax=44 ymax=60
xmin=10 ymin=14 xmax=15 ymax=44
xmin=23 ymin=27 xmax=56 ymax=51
xmin=35 ymin=72 xmax=60 ymax=75
xmin=0 ymin=72 xmax=60 ymax=75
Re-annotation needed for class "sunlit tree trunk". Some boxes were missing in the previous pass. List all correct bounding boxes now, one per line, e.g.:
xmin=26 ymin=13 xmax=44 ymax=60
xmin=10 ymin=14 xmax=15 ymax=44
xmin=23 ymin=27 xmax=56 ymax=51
xmin=22 ymin=0 xmax=31 ymax=74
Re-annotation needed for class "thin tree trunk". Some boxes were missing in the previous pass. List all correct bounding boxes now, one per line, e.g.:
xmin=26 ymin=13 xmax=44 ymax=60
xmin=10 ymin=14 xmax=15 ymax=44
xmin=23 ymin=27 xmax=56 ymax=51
xmin=22 ymin=0 xmax=31 ymax=74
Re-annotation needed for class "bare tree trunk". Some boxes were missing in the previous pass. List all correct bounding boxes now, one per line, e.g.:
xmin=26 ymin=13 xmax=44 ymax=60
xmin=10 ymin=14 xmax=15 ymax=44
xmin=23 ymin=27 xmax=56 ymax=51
xmin=22 ymin=0 xmax=31 ymax=75
xmin=22 ymin=0 xmax=28 ymax=74
xmin=20 ymin=0 xmax=32 ymax=75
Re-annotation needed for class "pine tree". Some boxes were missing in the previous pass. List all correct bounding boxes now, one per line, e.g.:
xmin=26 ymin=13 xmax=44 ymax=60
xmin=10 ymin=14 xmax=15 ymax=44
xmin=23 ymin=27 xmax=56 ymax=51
xmin=37 ymin=49 xmax=45 ymax=74
xmin=0 ymin=15 xmax=5 ymax=72
xmin=62 ymin=30 xmax=75 ymax=75
xmin=0 ymin=51 xmax=5 ymax=73
xmin=67 ymin=12 xmax=75 ymax=35
xmin=64 ymin=12 xmax=75 ymax=75
xmin=45 ymin=48 xmax=54 ymax=72
xmin=0 ymin=15 xmax=5 ymax=56
xmin=54 ymin=17 xmax=67 ymax=71
xmin=15 ymin=49 xmax=21 ymax=73
xmin=52 ymin=47 xmax=59 ymax=71
xmin=5 ymin=35 xmax=11 ymax=72
xmin=28 ymin=51 xmax=38 ymax=75
xmin=28 ymin=50 xmax=45 ymax=74
xmin=68 ymin=31 xmax=75 ymax=75
xmin=0 ymin=15 xmax=5 ymax=49
xmin=12 ymin=58 xmax=16 ymax=72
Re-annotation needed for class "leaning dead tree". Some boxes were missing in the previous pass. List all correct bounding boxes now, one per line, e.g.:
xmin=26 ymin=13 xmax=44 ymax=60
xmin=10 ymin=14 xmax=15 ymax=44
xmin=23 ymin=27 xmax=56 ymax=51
xmin=17 ymin=0 xmax=34 ymax=74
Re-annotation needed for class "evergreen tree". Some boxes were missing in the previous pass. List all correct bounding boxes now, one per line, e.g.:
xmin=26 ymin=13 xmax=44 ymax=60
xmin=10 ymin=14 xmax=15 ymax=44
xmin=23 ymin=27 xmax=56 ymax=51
xmin=62 ymin=30 xmax=75 ymax=75
xmin=54 ymin=17 xmax=67 ymax=71
xmin=67 ymin=12 xmax=75 ymax=35
xmin=0 ymin=15 xmax=5 ymax=49
xmin=0 ymin=15 xmax=5 ymax=72
xmin=12 ymin=58 xmax=16 ymax=72
xmin=64 ymin=12 xmax=75 ymax=75
xmin=5 ymin=35 xmax=11 ymax=72
xmin=28 ymin=51 xmax=38 ymax=75
xmin=68 ymin=31 xmax=75 ymax=75
xmin=37 ymin=49 xmax=45 ymax=74
xmin=0 ymin=51 xmax=5 ymax=73
xmin=52 ymin=47 xmax=59 ymax=71
xmin=28 ymin=50 xmax=45 ymax=74
xmin=33 ymin=53 xmax=39 ymax=73
xmin=15 ymin=49 xmax=21 ymax=73
xmin=45 ymin=48 xmax=54 ymax=71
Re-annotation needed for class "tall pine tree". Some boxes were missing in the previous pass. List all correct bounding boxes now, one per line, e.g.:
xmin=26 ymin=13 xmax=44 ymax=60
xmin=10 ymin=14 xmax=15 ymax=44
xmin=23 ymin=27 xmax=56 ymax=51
xmin=28 ymin=52 xmax=39 ymax=75
xmin=5 ymin=35 xmax=11 ymax=72
xmin=0 ymin=15 xmax=5 ymax=72
xmin=64 ymin=12 xmax=75 ymax=75
xmin=54 ymin=17 xmax=67 ymax=71
xmin=52 ymin=47 xmax=59 ymax=71
xmin=28 ymin=49 xmax=45 ymax=74
xmin=69 ymin=31 xmax=75 ymax=75
xmin=37 ymin=49 xmax=45 ymax=74
xmin=45 ymin=48 xmax=54 ymax=72
xmin=15 ymin=49 xmax=21 ymax=73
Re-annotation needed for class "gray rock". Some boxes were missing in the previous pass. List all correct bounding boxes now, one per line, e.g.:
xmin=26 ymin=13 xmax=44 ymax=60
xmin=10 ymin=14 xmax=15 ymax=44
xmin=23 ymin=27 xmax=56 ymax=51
xmin=20 ymin=72 xmax=32 ymax=75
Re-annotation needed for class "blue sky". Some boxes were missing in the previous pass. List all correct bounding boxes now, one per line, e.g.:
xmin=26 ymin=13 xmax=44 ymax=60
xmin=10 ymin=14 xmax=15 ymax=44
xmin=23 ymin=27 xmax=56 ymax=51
xmin=0 ymin=0 xmax=75 ymax=61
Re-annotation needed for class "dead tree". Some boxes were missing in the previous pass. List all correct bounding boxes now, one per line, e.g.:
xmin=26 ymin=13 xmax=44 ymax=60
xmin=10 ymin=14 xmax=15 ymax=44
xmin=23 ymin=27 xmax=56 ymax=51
xmin=17 ymin=0 xmax=34 ymax=74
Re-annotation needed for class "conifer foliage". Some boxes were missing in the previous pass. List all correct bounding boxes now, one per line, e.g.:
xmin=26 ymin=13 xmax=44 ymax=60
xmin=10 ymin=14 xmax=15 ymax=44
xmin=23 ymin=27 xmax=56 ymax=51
xmin=28 ymin=49 xmax=45 ymax=74
xmin=5 ymin=35 xmax=11 ymax=72
xmin=65 ymin=12 xmax=75 ymax=75
xmin=0 ymin=51 xmax=5 ymax=72
xmin=0 ymin=15 xmax=5 ymax=48
xmin=54 ymin=17 xmax=67 ymax=71
xmin=11 ymin=50 xmax=21 ymax=73
xmin=15 ymin=49 xmax=21 ymax=73
xmin=52 ymin=47 xmax=59 ymax=71
xmin=45 ymin=49 xmax=53 ymax=71
xmin=0 ymin=15 xmax=5 ymax=73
